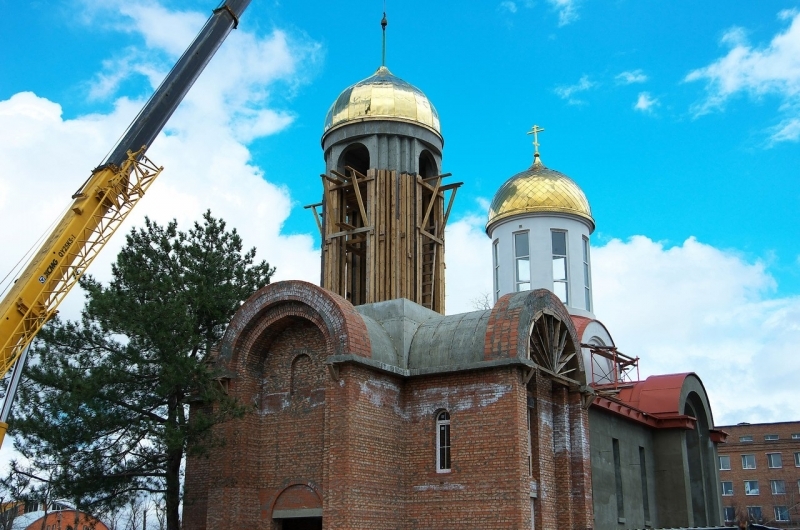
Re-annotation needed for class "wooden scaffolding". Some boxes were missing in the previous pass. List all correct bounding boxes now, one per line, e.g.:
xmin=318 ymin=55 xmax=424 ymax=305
xmin=306 ymin=167 xmax=461 ymax=315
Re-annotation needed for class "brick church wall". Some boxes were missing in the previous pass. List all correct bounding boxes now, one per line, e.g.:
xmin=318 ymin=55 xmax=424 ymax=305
xmin=404 ymin=367 xmax=529 ymax=529
xmin=183 ymin=283 xmax=595 ymax=529
xmin=324 ymin=365 xmax=406 ymax=529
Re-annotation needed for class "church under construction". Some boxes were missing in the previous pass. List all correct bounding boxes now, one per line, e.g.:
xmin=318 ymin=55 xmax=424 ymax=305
xmin=183 ymin=27 xmax=726 ymax=530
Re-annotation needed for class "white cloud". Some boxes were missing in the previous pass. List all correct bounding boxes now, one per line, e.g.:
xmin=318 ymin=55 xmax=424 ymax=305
xmin=768 ymin=116 xmax=800 ymax=143
xmin=685 ymin=10 xmax=800 ymax=143
xmin=0 ymin=2 xmax=322 ymax=328
xmin=592 ymin=236 xmax=799 ymax=425
xmin=554 ymin=75 xmax=596 ymax=105
xmin=499 ymin=1 xmax=518 ymax=14
xmin=616 ymin=69 xmax=648 ymax=84
xmin=441 ymin=228 xmax=799 ymax=424
xmin=634 ymin=92 xmax=659 ymax=113
xmin=444 ymin=214 xmax=493 ymax=314
xmin=548 ymin=0 xmax=579 ymax=26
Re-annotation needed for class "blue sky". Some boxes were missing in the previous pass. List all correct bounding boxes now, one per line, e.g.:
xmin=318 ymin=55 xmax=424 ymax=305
xmin=1 ymin=0 xmax=799 ymax=427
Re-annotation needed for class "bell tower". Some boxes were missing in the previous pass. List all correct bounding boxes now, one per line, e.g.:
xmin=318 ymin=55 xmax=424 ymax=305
xmin=306 ymin=17 xmax=459 ymax=314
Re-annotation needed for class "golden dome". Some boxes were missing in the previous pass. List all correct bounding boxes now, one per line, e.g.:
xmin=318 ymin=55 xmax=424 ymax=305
xmin=487 ymin=157 xmax=594 ymax=232
xmin=323 ymin=66 xmax=441 ymax=138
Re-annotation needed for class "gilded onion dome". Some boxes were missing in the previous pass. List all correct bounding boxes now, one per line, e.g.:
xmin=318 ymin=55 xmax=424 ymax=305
xmin=323 ymin=66 xmax=441 ymax=138
xmin=487 ymin=156 xmax=594 ymax=232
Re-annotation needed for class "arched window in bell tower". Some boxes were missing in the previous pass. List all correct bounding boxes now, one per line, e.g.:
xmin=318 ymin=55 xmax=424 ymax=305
xmin=338 ymin=143 xmax=370 ymax=175
xmin=419 ymin=149 xmax=437 ymax=178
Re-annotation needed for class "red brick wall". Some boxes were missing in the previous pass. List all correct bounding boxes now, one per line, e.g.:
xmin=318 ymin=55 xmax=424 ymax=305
xmin=403 ymin=367 xmax=529 ymax=529
xmin=183 ymin=283 xmax=595 ymax=530
xmin=323 ymin=365 xmax=405 ymax=529
xmin=716 ymin=422 xmax=800 ymax=526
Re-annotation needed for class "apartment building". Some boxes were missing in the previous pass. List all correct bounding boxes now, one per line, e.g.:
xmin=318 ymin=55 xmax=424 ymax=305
xmin=716 ymin=421 xmax=800 ymax=527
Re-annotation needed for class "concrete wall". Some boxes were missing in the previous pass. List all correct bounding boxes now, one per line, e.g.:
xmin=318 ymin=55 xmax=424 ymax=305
xmin=589 ymin=408 xmax=659 ymax=530
xmin=322 ymin=120 xmax=443 ymax=176
xmin=489 ymin=214 xmax=594 ymax=318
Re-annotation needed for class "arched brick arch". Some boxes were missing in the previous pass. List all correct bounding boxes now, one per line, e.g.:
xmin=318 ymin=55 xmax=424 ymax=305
xmin=218 ymin=280 xmax=372 ymax=371
xmin=484 ymin=289 xmax=584 ymax=377
xmin=265 ymin=480 xmax=324 ymax=520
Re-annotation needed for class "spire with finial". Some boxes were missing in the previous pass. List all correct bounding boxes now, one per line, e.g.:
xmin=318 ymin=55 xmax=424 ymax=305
xmin=381 ymin=10 xmax=388 ymax=67
xmin=527 ymin=124 xmax=545 ymax=166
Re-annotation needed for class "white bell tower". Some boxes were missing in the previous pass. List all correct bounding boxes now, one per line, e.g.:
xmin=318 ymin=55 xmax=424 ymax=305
xmin=485 ymin=126 xmax=596 ymax=318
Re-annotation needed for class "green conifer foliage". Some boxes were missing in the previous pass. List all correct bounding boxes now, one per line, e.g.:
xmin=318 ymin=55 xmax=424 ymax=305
xmin=10 ymin=211 xmax=274 ymax=530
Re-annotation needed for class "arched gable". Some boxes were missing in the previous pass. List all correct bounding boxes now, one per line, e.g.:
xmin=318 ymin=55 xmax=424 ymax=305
xmin=484 ymin=289 xmax=585 ymax=382
xmin=218 ymin=280 xmax=372 ymax=371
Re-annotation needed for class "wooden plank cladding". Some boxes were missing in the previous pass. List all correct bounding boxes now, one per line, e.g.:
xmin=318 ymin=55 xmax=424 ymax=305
xmin=319 ymin=167 xmax=461 ymax=314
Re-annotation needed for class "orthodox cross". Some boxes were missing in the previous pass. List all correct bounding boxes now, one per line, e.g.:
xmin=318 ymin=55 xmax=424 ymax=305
xmin=527 ymin=124 xmax=545 ymax=160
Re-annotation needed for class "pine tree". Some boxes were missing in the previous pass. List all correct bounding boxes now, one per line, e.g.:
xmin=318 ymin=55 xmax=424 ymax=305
xmin=10 ymin=211 xmax=274 ymax=530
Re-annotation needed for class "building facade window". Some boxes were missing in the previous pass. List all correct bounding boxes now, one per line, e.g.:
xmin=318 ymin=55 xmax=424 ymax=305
xmin=745 ymin=480 xmax=759 ymax=495
xmin=767 ymin=453 xmax=782 ymax=468
xmin=794 ymin=452 xmax=800 ymax=467
xmin=775 ymin=506 xmax=789 ymax=521
xmin=747 ymin=506 xmax=762 ymax=521
xmin=721 ymin=481 xmax=733 ymax=496
xmin=436 ymin=410 xmax=451 ymax=472
xmin=582 ymin=236 xmax=592 ymax=311
xmin=740 ymin=435 xmax=754 ymax=442
xmin=742 ymin=454 xmax=756 ymax=469
xmin=791 ymin=433 xmax=800 ymax=440
xmin=723 ymin=507 xmax=736 ymax=522
xmin=639 ymin=447 xmax=650 ymax=523
xmin=526 ymin=409 xmax=533 ymax=476
xmin=493 ymin=239 xmax=500 ymax=301
xmin=514 ymin=232 xmax=531 ymax=292
xmin=551 ymin=230 xmax=568 ymax=303
xmin=771 ymin=480 xmax=786 ymax=494
xmin=719 ymin=455 xmax=731 ymax=470
xmin=764 ymin=434 xmax=779 ymax=441
xmin=612 ymin=438 xmax=624 ymax=520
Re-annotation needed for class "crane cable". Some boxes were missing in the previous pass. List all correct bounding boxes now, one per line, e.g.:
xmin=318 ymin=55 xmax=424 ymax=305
xmin=0 ymin=200 xmax=73 ymax=299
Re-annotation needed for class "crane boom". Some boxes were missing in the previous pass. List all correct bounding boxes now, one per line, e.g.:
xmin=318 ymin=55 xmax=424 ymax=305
xmin=0 ymin=0 xmax=253 ymax=445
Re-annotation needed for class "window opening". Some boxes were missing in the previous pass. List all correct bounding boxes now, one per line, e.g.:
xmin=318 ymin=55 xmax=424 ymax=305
xmin=723 ymin=506 xmax=736 ymax=522
xmin=582 ymin=236 xmax=592 ymax=311
xmin=419 ymin=150 xmax=437 ymax=178
xmin=721 ymin=481 xmax=733 ymax=496
xmin=795 ymin=452 xmax=800 ymax=467
xmin=791 ymin=433 xmax=800 ymax=440
xmin=747 ymin=506 xmax=762 ymax=521
xmin=719 ymin=455 xmax=731 ymax=470
xmin=551 ymin=231 xmax=568 ymax=303
xmin=527 ymin=409 xmax=533 ymax=476
xmin=765 ymin=433 xmax=779 ymax=441
xmin=514 ymin=232 xmax=530 ymax=292
xmin=639 ymin=447 xmax=650 ymax=522
xmin=530 ymin=498 xmax=535 ymax=530
xmin=612 ymin=438 xmax=624 ymax=519
xmin=436 ymin=411 xmax=451 ymax=472
xmin=775 ymin=506 xmax=789 ymax=522
xmin=767 ymin=453 xmax=782 ymax=468
xmin=339 ymin=143 xmax=370 ymax=175
xmin=744 ymin=480 xmax=759 ymax=495
xmin=742 ymin=454 xmax=756 ymax=469
xmin=493 ymin=240 xmax=500 ymax=301
xmin=740 ymin=435 xmax=754 ymax=442
xmin=771 ymin=480 xmax=786 ymax=494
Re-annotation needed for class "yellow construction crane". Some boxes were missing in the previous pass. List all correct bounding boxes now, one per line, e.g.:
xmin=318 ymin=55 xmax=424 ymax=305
xmin=0 ymin=0 xmax=253 ymax=446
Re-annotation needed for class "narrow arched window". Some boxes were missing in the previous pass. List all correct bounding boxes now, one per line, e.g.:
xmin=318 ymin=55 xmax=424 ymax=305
xmin=436 ymin=410 xmax=451 ymax=472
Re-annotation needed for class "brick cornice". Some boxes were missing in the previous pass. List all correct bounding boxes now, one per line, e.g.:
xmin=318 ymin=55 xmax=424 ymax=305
xmin=218 ymin=280 xmax=371 ymax=369
xmin=484 ymin=289 xmax=583 ymax=374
